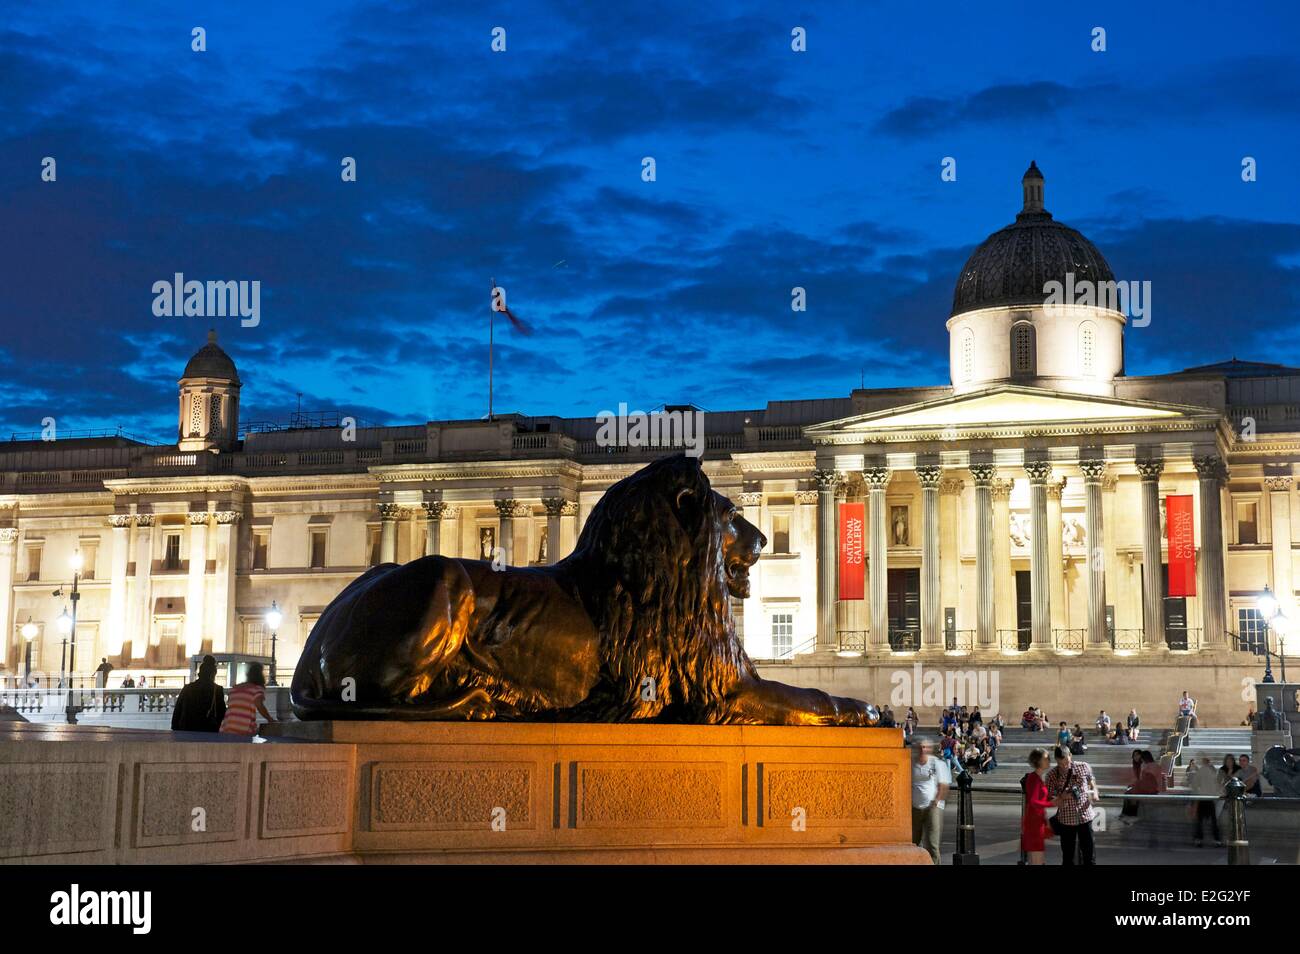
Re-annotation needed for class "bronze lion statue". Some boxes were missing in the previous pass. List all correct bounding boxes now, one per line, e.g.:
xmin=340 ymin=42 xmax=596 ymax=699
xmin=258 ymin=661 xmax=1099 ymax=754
xmin=291 ymin=454 xmax=878 ymax=725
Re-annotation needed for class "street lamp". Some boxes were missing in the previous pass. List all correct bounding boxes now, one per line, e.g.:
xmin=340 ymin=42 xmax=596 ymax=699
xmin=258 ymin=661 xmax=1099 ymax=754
xmin=56 ymin=605 xmax=72 ymax=687
xmin=265 ymin=601 xmax=282 ymax=687
xmin=1259 ymin=584 xmax=1289 ymax=684
xmin=20 ymin=618 xmax=37 ymax=687
xmin=51 ymin=550 xmax=83 ymax=687
xmin=1272 ymin=614 xmax=1290 ymax=685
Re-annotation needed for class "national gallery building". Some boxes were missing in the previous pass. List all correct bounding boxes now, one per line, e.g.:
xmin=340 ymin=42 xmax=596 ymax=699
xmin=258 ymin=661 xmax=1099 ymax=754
xmin=2 ymin=165 xmax=1295 ymax=723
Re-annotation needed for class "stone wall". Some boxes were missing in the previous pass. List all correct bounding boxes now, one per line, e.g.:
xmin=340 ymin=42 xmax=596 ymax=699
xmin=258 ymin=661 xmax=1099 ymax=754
xmin=756 ymin=655 xmax=1264 ymax=728
xmin=0 ymin=728 xmax=354 ymax=864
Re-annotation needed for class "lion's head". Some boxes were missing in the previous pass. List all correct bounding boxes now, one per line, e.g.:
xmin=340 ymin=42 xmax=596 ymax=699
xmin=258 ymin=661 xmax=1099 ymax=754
xmin=562 ymin=454 xmax=763 ymax=718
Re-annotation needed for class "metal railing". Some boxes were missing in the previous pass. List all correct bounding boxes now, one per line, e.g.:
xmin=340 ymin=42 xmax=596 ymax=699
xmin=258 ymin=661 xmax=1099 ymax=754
xmin=1054 ymin=628 xmax=1085 ymax=653
xmin=1111 ymin=628 xmax=1143 ymax=652
xmin=889 ymin=628 xmax=920 ymax=652
xmin=836 ymin=630 xmax=868 ymax=654
xmin=997 ymin=628 xmax=1030 ymax=653
xmin=946 ymin=629 xmax=976 ymax=652
xmin=1166 ymin=627 xmax=1200 ymax=651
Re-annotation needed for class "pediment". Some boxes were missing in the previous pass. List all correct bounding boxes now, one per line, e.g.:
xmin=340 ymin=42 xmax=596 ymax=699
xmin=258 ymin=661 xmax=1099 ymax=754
xmin=805 ymin=385 xmax=1221 ymax=440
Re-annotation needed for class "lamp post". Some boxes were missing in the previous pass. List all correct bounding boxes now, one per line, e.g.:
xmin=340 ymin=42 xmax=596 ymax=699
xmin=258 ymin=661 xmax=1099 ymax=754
xmin=21 ymin=618 xmax=37 ymax=687
xmin=265 ymin=601 xmax=282 ymax=687
xmin=52 ymin=550 xmax=83 ymax=687
xmin=1258 ymin=585 xmax=1287 ymax=684
xmin=56 ymin=606 xmax=72 ymax=687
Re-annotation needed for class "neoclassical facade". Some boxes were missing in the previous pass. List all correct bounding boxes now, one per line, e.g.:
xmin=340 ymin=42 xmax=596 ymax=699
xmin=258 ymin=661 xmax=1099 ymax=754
xmin=2 ymin=166 xmax=1297 ymax=721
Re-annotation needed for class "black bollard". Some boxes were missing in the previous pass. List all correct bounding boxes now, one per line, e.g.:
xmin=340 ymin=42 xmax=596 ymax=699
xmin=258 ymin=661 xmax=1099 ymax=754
xmin=1224 ymin=777 xmax=1250 ymax=865
xmin=952 ymin=768 xmax=979 ymax=865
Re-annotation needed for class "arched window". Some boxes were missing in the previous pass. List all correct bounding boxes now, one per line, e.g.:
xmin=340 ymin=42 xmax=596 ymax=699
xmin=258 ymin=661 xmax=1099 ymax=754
xmin=1011 ymin=322 xmax=1036 ymax=376
xmin=961 ymin=329 xmax=974 ymax=382
xmin=208 ymin=394 xmax=223 ymax=438
xmin=188 ymin=394 xmax=203 ymax=437
xmin=1079 ymin=321 xmax=1097 ymax=376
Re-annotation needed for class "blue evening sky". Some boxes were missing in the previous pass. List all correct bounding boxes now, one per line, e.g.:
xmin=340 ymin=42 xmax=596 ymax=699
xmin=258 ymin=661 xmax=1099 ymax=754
xmin=1 ymin=0 xmax=1298 ymax=439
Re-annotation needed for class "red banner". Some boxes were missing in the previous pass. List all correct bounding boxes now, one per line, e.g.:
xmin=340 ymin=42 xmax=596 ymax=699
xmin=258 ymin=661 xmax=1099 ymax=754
xmin=1166 ymin=494 xmax=1196 ymax=597
xmin=839 ymin=502 xmax=865 ymax=600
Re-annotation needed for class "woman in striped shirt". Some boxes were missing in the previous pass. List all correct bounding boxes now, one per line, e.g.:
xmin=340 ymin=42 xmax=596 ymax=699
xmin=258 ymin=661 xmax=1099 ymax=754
xmin=219 ymin=662 xmax=274 ymax=736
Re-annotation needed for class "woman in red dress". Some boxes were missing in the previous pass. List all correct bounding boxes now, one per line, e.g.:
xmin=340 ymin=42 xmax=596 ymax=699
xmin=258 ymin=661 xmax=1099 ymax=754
xmin=1021 ymin=748 xmax=1055 ymax=864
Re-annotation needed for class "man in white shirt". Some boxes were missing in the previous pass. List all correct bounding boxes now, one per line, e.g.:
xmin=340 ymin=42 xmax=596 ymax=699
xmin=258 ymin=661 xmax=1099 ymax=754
xmin=1178 ymin=691 xmax=1198 ymax=729
xmin=911 ymin=741 xmax=952 ymax=865
xmin=1192 ymin=756 xmax=1223 ymax=846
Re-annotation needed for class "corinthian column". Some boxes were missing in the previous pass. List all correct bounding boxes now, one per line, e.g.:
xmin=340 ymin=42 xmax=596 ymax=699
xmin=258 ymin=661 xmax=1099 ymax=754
xmin=814 ymin=469 xmax=840 ymax=652
xmin=917 ymin=465 xmax=943 ymax=651
xmin=970 ymin=463 xmax=997 ymax=649
xmin=1137 ymin=460 xmax=1166 ymax=650
xmin=864 ymin=465 xmax=891 ymax=650
xmin=1195 ymin=455 xmax=1229 ymax=648
xmin=1080 ymin=459 xmax=1109 ymax=647
xmin=379 ymin=503 xmax=400 ymax=563
xmin=542 ymin=498 xmax=566 ymax=565
xmin=992 ymin=478 xmax=1015 ymax=639
xmin=1266 ymin=475 xmax=1295 ymax=621
xmin=184 ymin=510 xmax=210 ymax=656
xmin=494 ymin=499 xmax=517 ymax=566
xmin=106 ymin=516 xmax=132 ymax=657
xmin=423 ymin=500 xmax=446 ymax=558
xmin=0 ymin=527 xmax=17 ymax=672
xmin=210 ymin=511 xmax=239 ymax=654
xmin=1025 ymin=461 xmax=1053 ymax=649
xmin=131 ymin=515 xmax=154 ymax=661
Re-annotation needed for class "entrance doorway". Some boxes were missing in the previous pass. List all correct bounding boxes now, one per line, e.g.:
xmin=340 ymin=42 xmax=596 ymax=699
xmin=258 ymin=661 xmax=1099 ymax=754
xmin=886 ymin=568 xmax=920 ymax=651
xmin=1014 ymin=570 xmax=1032 ymax=651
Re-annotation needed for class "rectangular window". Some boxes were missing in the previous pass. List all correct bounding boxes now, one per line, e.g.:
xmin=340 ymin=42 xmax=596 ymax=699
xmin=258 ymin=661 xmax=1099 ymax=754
xmin=163 ymin=533 xmax=182 ymax=570
xmin=252 ymin=530 xmax=269 ymax=570
xmin=79 ymin=540 xmax=99 ymax=580
xmin=1238 ymin=607 xmax=1266 ymax=655
xmin=243 ymin=619 xmax=266 ymax=655
xmin=24 ymin=544 xmax=42 ymax=582
xmin=367 ymin=527 xmax=381 ymax=567
xmin=309 ymin=528 xmax=328 ymax=568
xmin=1236 ymin=501 xmax=1258 ymax=545
xmin=771 ymin=612 xmax=794 ymax=658
xmin=771 ymin=513 xmax=790 ymax=554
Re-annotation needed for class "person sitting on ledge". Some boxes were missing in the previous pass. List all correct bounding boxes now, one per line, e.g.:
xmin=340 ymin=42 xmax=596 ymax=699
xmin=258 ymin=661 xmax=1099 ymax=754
xmin=1070 ymin=725 xmax=1088 ymax=755
xmin=1126 ymin=708 xmax=1141 ymax=743
xmin=171 ymin=654 xmax=226 ymax=733
xmin=219 ymin=662 xmax=275 ymax=737
xmin=1096 ymin=710 xmax=1112 ymax=735
xmin=879 ymin=705 xmax=897 ymax=728
xmin=1056 ymin=722 xmax=1072 ymax=748
xmin=1111 ymin=720 xmax=1130 ymax=744
xmin=1022 ymin=707 xmax=1040 ymax=731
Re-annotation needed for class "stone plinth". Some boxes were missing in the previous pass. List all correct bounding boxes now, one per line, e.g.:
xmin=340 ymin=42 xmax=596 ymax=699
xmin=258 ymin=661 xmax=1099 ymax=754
xmin=0 ymin=721 xmax=925 ymax=864
xmin=264 ymin=721 xmax=926 ymax=864
xmin=0 ymin=723 xmax=354 ymax=864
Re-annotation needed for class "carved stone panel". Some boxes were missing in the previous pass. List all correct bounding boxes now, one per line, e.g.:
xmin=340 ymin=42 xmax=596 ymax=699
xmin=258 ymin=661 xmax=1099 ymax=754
xmin=259 ymin=763 xmax=351 ymax=839
xmin=575 ymin=762 xmax=725 ymax=829
xmin=371 ymin=762 xmax=533 ymax=831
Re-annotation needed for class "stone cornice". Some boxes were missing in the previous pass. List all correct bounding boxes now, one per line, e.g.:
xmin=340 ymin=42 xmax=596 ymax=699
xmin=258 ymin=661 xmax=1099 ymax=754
xmin=104 ymin=477 xmax=249 ymax=496
xmin=371 ymin=459 xmax=584 ymax=483
xmin=811 ymin=416 xmax=1223 ymax=446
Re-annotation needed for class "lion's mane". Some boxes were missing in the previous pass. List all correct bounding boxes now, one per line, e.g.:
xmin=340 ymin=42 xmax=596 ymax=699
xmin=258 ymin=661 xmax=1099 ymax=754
xmin=562 ymin=454 xmax=755 ymax=720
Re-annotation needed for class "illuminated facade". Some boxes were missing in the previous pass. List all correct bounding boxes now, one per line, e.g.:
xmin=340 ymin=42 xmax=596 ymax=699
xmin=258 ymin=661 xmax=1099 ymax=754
xmin=1 ymin=166 xmax=1296 ymax=721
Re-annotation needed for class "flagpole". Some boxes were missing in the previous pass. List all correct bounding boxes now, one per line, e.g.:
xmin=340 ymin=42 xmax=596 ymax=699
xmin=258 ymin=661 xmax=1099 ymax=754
xmin=488 ymin=278 xmax=495 ymax=421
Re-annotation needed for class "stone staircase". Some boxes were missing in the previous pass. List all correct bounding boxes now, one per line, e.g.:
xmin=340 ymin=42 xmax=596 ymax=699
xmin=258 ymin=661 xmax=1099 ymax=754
xmin=915 ymin=725 xmax=1172 ymax=794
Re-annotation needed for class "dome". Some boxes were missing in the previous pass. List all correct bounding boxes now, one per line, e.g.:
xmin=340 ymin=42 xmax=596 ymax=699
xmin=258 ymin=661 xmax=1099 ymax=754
xmin=951 ymin=162 xmax=1115 ymax=318
xmin=181 ymin=330 xmax=240 ymax=383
